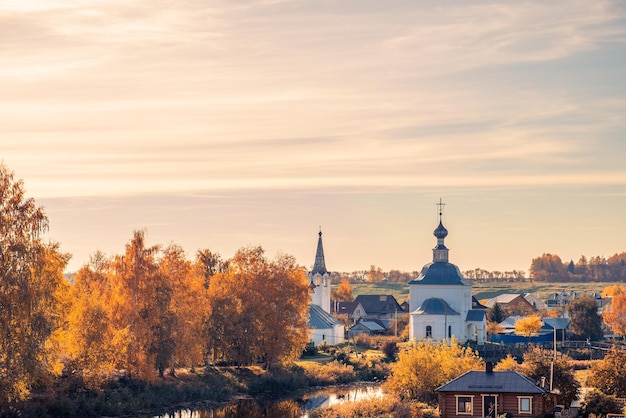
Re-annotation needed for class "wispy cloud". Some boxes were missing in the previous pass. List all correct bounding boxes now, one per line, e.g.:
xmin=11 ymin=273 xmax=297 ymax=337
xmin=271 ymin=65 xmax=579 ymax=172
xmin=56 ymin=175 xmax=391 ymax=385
xmin=1 ymin=0 xmax=625 ymax=200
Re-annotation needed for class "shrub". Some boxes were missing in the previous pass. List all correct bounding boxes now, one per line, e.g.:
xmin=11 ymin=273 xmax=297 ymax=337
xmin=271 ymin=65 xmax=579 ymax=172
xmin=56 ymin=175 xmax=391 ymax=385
xmin=382 ymin=341 xmax=399 ymax=359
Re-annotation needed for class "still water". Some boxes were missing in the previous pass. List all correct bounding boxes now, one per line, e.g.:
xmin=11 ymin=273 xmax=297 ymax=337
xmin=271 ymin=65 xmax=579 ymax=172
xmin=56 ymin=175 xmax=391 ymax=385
xmin=154 ymin=384 xmax=383 ymax=418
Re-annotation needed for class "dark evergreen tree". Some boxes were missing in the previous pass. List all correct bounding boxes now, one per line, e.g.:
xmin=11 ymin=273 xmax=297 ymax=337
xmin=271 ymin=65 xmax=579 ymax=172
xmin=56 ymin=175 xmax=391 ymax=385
xmin=487 ymin=303 xmax=505 ymax=324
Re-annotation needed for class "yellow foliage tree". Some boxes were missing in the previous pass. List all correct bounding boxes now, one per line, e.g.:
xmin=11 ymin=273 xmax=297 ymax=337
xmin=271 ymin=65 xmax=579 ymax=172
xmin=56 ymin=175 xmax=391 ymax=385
xmin=514 ymin=314 xmax=543 ymax=338
xmin=52 ymin=259 xmax=129 ymax=387
xmin=384 ymin=339 xmax=483 ymax=402
xmin=494 ymin=354 xmax=521 ymax=371
xmin=0 ymin=165 xmax=69 ymax=404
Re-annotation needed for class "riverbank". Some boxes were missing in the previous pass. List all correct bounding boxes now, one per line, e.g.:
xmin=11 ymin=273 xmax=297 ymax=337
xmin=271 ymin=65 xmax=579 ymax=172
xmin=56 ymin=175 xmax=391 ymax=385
xmin=9 ymin=356 xmax=388 ymax=418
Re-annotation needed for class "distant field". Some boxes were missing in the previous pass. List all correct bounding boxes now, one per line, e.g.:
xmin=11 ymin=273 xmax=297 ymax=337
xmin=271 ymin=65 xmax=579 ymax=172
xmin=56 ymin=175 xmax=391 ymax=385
xmin=348 ymin=281 xmax=617 ymax=304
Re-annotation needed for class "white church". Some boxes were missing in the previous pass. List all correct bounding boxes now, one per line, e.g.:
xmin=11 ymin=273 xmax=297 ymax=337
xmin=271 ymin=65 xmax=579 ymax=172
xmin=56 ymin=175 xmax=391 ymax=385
xmin=307 ymin=230 xmax=345 ymax=346
xmin=408 ymin=207 xmax=487 ymax=343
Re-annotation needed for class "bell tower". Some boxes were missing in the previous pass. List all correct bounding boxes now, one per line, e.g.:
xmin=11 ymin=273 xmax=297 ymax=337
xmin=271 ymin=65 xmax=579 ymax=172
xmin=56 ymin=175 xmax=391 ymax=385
xmin=309 ymin=228 xmax=331 ymax=313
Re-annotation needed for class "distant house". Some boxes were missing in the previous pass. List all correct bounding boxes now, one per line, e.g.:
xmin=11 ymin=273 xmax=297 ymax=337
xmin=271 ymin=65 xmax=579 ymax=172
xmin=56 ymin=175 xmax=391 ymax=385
xmin=546 ymin=291 xmax=579 ymax=308
xmin=523 ymin=293 xmax=547 ymax=311
xmin=436 ymin=362 xmax=549 ymax=418
xmin=484 ymin=294 xmax=536 ymax=316
xmin=348 ymin=319 xmax=387 ymax=338
xmin=333 ymin=301 xmax=366 ymax=324
xmin=491 ymin=316 xmax=568 ymax=345
xmin=353 ymin=294 xmax=403 ymax=324
xmin=472 ymin=296 xmax=487 ymax=310
xmin=541 ymin=317 xmax=569 ymax=341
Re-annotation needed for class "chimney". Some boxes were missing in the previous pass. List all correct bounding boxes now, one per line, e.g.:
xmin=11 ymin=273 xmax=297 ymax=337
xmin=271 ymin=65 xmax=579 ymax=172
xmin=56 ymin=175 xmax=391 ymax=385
xmin=486 ymin=361 xmax=493 ymax=373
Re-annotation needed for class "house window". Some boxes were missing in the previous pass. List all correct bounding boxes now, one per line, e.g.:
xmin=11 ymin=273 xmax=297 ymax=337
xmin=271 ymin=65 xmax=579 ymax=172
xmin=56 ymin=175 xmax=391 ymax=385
xmin=448 ymin=325 xmax=452 ymax=339
xmin=456 ymin=395 xmax=473 ymax=415
xmin=426 ymin=325 xmax=432 ymax=338
xmin=518 ymin=397 xmax=532 ymax=414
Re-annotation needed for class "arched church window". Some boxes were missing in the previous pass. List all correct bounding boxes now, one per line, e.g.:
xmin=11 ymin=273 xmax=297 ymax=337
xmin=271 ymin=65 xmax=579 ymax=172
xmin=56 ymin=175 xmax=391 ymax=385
xmin=426 ymin=326 xmax=432 ymax=338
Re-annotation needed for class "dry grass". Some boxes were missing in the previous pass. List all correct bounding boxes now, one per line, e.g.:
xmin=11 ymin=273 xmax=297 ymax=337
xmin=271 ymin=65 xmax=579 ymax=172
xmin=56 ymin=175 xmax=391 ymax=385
xmin=309 ymin=394 xmax=439 ymax=418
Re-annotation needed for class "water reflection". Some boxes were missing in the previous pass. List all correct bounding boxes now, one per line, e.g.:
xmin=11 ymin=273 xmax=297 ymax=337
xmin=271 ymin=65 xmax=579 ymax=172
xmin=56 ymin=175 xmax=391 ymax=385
xmin=155 ymin=385 xmax=383 ymax=418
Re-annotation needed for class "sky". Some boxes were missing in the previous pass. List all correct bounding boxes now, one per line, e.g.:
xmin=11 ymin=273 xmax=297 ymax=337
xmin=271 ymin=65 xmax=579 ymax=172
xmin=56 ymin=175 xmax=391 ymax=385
xmin=2 ymin=0 xmax=626 ymax=275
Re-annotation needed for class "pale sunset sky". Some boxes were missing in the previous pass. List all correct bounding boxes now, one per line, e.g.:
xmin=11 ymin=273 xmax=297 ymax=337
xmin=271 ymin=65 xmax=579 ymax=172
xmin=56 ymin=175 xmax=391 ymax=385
xmin=2 ymin=0 xmax=625 ymax=275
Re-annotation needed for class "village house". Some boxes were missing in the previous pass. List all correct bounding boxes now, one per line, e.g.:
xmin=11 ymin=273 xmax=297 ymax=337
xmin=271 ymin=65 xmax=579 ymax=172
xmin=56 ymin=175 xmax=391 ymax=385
xmin=483 ymin=294 xmax=537 ymax=316
xmin=353 ymin=294 xmax=403 ymax=325
xmin=333 ymin=300 xmax=366 ymax=324
xmin=436 ymin=362 xmax=548 ymax=418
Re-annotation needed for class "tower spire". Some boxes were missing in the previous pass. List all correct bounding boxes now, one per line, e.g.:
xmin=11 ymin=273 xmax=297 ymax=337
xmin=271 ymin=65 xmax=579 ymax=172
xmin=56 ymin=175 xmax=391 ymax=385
xmin=433 ymin=199 xmax=449 ymax=262
xmin=312 ymin=228 xmax=328 ymax=275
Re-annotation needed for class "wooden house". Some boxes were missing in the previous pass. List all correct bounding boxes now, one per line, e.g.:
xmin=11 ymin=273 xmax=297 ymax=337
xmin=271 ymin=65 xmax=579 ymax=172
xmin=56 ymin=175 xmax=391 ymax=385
xmin=436 ymin=362 xmax=548 ymax=418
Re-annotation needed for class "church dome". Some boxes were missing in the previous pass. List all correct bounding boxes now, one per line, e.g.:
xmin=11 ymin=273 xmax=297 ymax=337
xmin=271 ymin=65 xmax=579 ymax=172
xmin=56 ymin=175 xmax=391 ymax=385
xmin=414 ymin=297 xmax=460 ymax=315
xmin=434 ymin=221 xmax=448 ymax=239
xmin=409 ymin=262 xmax=469 ymax=286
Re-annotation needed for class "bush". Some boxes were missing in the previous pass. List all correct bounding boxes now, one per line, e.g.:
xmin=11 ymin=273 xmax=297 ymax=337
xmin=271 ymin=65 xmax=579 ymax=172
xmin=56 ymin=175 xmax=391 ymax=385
xmin=301 ymin=361 xmax=358 ymax=386
xmin=382 ymin=341 xmax=399 ymax=359
xmin=580 ymin=389 xmax=623 ymax=417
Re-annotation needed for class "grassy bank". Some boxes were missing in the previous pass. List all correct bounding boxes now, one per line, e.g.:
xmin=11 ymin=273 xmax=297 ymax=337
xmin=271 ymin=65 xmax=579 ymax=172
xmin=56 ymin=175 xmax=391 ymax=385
xmin=10 ymin=351 xmax=388 ymax=418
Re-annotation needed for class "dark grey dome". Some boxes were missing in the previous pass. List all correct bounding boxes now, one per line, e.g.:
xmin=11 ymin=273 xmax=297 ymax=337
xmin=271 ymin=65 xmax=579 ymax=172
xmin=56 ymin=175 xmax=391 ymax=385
xmin=409 ymin=262 xmax=469 ymax=286
xmin=414 ymin=298 xmax=460 ymax=315
xmin=434 ymin=221 xmax=448 ymax=239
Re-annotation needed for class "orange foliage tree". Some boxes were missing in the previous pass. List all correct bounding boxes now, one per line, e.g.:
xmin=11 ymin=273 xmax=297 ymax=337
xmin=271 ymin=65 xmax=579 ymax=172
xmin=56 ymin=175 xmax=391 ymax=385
xmin=206 ymin=246 xmax=310 ymax=369
xmin=332 ymin=277 xmax=354 ymax=302
xmin=110 ymin=230 xmax=173 ymax=380
xmin=0 ymin=164 xmax=69 ymax=404
xmin=603 ymin=292 xmax=626 ymax=337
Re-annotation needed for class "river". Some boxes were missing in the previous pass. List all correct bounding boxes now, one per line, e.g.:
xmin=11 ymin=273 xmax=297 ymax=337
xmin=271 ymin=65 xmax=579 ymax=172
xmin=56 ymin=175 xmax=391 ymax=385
xmin=154 ymin=384 xmax=384 ymax=418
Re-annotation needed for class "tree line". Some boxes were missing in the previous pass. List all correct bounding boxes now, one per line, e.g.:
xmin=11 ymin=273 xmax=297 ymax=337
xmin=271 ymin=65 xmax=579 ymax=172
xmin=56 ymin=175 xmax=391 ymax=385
xmin=0 ymin=164 xmax=310 ymax=407
xmin=530 ymin=253 xmax=626 ymax=282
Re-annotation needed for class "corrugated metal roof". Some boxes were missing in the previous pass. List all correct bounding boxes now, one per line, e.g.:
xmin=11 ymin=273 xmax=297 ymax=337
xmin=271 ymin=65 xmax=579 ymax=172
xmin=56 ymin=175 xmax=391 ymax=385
xmin=437 ymin=370 xmax=546 ymax=394
xmin=466 ymin=309 xmax=486 ymax=321
xmin=308 ymin=304 xmax=342 ymax=329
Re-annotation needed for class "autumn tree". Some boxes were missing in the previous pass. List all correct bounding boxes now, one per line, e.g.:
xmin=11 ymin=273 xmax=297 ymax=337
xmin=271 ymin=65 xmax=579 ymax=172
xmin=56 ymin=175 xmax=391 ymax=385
xmin=384 ymin=339 xmax=483 ymax=402
xmin=603 ymin=292 xmax=626 ymax=337
xmin=54 ymin=256 xmax=129 ymax=387
xmin=162 ymin=245 xmax=207 ymax=374
xmin=206 ymin=247 xmax=310 ymax=369
xmin=367 ymin=265 xmax=384 ymax=282
xmin=586 ymin=348 xmax=626 ymax=398
xmin=332 ymin=277 xmax=353 ymax=302
xmin=494 ymin=354 xmax=521 ymax=371
xmin=519 ymin=347 xmax=579 ymax=406
xmin=529 ymin=253 xmax=567 ymax=282
xmin=196 ymin=248 xmax=226 ymax=289
xmin=602 ymin=284 xmax=625 ymax=298
xmin=566 ymin=295 xmax=603 ymax=341
xmin=514 ymin=314 xmax=543 ymax=339
xmin=0 ymin=165 xmax=69 ymax=405
xmin=110 ymin=230 xmax=172 ymax=380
